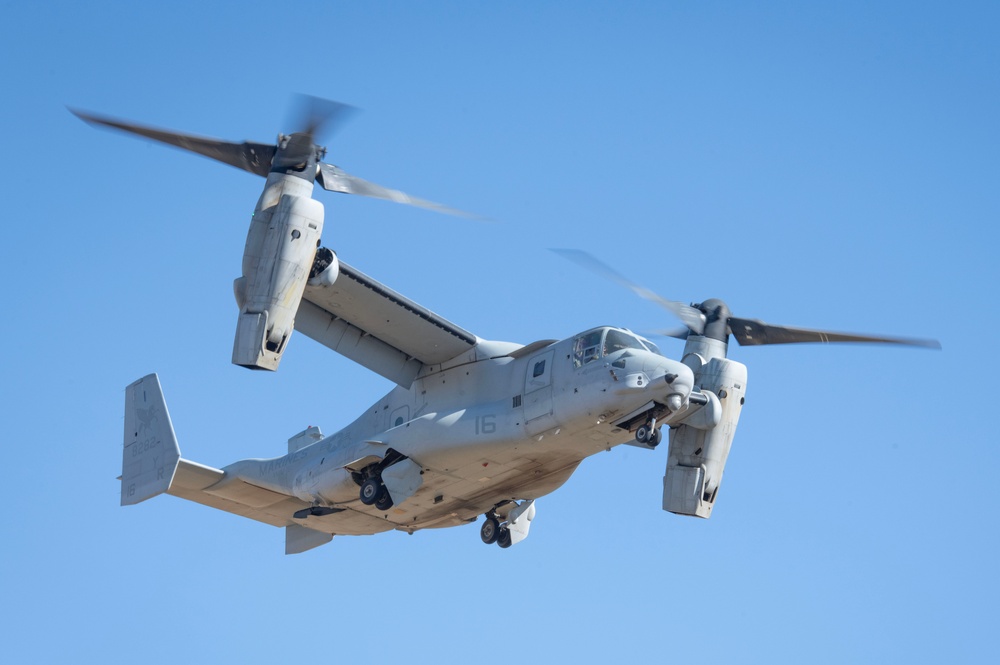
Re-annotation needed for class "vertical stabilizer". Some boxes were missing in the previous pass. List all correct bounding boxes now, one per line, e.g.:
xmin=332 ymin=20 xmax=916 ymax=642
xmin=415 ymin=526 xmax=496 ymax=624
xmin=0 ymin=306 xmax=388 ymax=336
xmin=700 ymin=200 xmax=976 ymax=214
xmin=285 ymin=525 xmax=333 ymax=555
xmin=122 ymin=374 xmax=181 ymax=506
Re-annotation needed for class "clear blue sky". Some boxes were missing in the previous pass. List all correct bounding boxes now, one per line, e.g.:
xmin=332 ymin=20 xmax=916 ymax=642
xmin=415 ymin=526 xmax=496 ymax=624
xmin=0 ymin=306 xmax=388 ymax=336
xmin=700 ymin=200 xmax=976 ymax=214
xmin=2 ymin=2 xmax=997 ymax=663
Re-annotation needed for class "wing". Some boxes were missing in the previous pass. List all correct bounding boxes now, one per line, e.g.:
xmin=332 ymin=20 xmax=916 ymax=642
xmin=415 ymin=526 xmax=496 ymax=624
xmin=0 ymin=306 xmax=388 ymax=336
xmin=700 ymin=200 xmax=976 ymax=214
xmin=295 ymin=260 xmax=479 ymax=386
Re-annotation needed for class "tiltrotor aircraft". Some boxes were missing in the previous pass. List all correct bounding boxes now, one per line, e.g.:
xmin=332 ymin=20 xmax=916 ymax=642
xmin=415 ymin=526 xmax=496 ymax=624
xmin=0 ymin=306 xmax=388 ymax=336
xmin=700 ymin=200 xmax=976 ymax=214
xmin=75 ymin=99 xmax=940 ymax=554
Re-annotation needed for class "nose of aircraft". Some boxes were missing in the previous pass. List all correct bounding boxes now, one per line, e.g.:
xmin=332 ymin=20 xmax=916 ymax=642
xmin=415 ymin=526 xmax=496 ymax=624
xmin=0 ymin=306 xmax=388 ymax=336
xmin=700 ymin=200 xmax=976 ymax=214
xmin=656 ymin=358 xmax=695 ymax=411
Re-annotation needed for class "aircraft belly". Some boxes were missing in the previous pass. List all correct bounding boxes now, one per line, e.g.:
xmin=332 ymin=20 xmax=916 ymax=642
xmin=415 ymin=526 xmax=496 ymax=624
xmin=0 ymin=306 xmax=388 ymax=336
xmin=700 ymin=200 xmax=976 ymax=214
xmin=377 ymin=447 xmax=585 ymax=531
xmin=402 ymin=462 xmax=581 ymax=530
xmin=280 ymin=401 xmax=641 ymax=536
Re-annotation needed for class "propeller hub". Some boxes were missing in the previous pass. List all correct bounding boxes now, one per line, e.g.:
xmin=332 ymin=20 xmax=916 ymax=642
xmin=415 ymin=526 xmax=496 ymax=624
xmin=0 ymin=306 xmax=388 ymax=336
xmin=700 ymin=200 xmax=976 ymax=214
xmin=695 ymin=298 xmax=732 ymax=343
xmin=270 ymin=132 xmax=323 ymax=182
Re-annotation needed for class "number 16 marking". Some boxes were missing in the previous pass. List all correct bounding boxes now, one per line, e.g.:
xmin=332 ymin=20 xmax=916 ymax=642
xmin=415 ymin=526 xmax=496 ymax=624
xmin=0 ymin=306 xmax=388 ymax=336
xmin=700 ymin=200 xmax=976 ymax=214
xmin=475 ymin=415 xmax=496 ymax=435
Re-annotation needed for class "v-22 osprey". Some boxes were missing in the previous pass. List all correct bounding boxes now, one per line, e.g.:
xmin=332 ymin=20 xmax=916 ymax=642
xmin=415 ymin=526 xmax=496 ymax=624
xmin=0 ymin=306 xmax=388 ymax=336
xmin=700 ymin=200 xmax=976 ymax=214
xmin=75 ymin=98 xmax=939 ymax=554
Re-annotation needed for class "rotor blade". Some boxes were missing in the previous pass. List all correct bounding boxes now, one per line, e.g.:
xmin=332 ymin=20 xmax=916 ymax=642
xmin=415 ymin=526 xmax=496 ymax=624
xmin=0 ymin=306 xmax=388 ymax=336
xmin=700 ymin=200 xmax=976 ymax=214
xmin=647 ymin=327 xmax=691 ymax=341
xmin=289 ymin=95 xmax=356 ymax=143
xmin=728 ymin=317 xmax=941 ymax=349
xmin=551 ymin=249 xmax=707 ymax=334
xmin=316 ymin=163 xmax=486 ymax=220
xmin=70 ymin=108 xmax=276 ymax=177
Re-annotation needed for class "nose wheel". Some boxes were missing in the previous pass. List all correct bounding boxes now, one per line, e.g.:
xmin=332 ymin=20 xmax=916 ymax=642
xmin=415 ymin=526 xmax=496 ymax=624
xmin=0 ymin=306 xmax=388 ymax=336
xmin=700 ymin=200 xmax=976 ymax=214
xmin=635 ymin=419 xmax=662 ymax=447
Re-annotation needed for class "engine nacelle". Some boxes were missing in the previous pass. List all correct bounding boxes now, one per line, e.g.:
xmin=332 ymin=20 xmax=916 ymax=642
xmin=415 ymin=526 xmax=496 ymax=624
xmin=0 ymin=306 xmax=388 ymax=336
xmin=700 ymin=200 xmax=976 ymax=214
xmin=233 ymin=176 xmax=325 ymax=371
xmin=307 ymin=246 xmax=339 ymax=287
xmin=663 ymin=356 xmax=747 ymax=518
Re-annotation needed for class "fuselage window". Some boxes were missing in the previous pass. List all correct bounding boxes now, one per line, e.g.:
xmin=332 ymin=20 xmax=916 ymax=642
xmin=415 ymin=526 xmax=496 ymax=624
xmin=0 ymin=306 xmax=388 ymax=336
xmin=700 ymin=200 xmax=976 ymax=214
xmin=533 ymin=360 xmax=546 ymax=378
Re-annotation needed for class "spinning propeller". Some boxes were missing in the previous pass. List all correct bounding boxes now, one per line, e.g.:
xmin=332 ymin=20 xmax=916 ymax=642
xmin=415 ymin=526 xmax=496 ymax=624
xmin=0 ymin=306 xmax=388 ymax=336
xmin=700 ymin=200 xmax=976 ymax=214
xmin=553 ymin=249 xmax=941 ymax=350
xmin=70 ymin=95 xmax=479 ymax=219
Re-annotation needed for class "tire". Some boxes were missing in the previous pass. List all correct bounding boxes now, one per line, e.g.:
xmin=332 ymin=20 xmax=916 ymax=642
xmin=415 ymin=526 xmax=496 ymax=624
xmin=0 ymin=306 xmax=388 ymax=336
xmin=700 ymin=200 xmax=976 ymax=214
xmin=374 ymin=486 xmax=394 ymax=511
xmin=497 ymin=527 xmax=512 ymax=549
xmin=359 ymin=477 xmax=381 ymax=505
xmin=649 ymin=427 xmax=662 ymax=447
xmin=480 ymin=517 xmax=500 ymax=545
xmin=635 ymin=424 xmax=650 ymax=444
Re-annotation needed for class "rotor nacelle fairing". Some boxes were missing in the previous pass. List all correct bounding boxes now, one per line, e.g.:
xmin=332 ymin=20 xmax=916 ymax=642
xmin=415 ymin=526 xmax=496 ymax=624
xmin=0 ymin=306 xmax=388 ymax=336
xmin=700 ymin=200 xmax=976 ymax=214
xmin=72 ymin=97 xmax=478 ymax=371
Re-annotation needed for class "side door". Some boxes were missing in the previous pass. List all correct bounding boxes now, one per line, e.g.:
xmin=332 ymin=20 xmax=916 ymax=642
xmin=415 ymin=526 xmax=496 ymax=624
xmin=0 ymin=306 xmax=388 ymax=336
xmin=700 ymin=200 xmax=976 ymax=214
xmin=523 ymin=350 xmax=555 ymax=424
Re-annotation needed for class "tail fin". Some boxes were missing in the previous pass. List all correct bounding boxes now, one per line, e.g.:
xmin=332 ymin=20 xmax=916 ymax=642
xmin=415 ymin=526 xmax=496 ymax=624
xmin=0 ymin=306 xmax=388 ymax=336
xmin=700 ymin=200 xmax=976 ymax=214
xmin=122 ymin=374 xmax=181 ymax=506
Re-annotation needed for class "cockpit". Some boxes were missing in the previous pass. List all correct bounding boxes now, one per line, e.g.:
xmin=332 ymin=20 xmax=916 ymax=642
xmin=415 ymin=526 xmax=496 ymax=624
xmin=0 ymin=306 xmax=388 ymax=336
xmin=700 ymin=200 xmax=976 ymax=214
xmin=571 ymin=327 xmax=661 ymax=368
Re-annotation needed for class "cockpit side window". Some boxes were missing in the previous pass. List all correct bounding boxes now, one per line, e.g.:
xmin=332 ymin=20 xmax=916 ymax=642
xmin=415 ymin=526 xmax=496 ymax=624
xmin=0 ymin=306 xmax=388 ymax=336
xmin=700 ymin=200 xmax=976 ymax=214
xmin=572 ymin=330 xmax=604 ymax=368
xmin=640 ymin=338 xmax=662 ymax=355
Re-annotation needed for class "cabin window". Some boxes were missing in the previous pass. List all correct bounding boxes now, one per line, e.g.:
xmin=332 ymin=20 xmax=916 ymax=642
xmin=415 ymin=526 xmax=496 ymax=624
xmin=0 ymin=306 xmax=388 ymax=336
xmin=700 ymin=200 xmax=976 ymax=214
xmin=533 ymin=360 xmax=546 ymax=378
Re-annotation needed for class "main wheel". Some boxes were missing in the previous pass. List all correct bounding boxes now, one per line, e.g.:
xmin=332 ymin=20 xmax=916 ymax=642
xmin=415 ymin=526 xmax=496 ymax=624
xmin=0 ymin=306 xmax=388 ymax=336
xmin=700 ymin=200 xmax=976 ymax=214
xmin=497 ymin=527 xmax=512 ymax=549
xmin=374 ymin=486 xmax=394 ymax=511
xmin=359 ymin=477 xmax=381 ymax=505
xmin=649 ymin=427 xmax=662 ymax=447
xmin=480 ymin=517 xmax=500 ymax=545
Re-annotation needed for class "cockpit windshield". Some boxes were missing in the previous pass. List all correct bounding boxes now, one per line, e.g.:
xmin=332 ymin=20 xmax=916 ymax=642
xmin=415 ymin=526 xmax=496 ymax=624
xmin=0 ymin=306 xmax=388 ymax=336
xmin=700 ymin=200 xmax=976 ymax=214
xmin=572 ymin=327 xmax=656 ymax=367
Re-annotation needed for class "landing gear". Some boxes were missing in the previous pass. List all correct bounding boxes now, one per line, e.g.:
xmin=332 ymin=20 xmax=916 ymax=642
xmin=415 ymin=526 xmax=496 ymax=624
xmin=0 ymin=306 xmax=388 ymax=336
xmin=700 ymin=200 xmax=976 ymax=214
xmin=635 ymin=418 xmax=662 ymax=447
xmin=357 ymin=450 xmax=412 ymax=511
xmin=480 ymin=517 xmax=500 ymax=544
xmin=480 ymin=500 xmax=535 ymax=549
xmin=374 ymin=486 xmax=394 ymax=511
xmin=481 ymin=510 xmax=509 ymax=548
xmin=360 ymin=476 xmax=395 ymax=511
xmin=359 ymin=477 xmax=382 ymax=505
